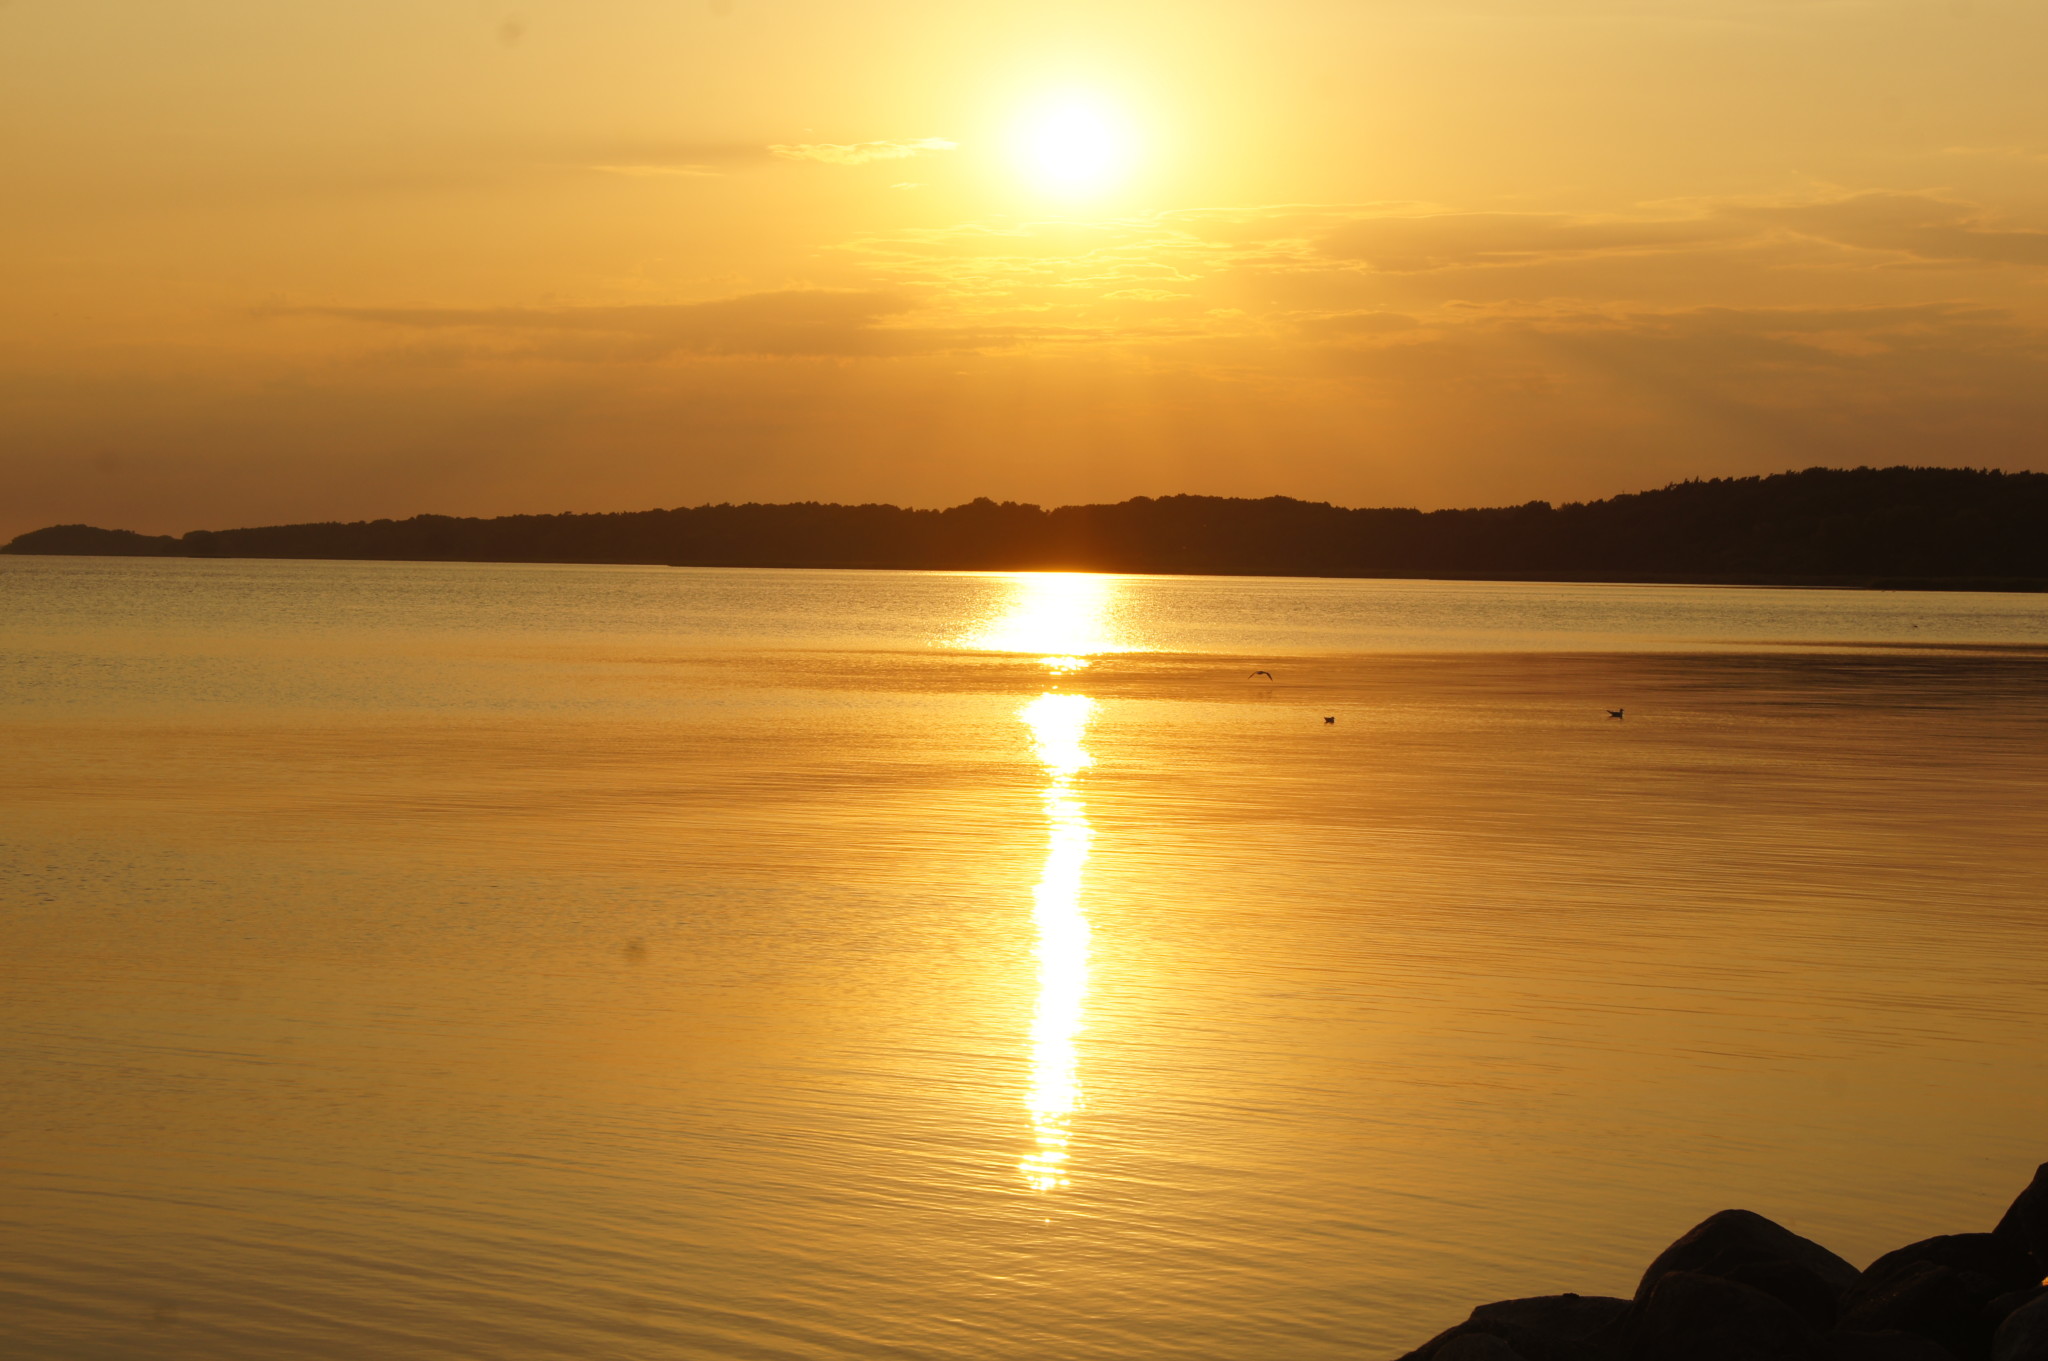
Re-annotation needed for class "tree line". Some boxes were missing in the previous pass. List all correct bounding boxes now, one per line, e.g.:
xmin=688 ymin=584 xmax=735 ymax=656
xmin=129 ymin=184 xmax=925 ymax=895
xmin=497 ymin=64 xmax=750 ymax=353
xmin=8 ymin=466 xmax=2046 ymax=587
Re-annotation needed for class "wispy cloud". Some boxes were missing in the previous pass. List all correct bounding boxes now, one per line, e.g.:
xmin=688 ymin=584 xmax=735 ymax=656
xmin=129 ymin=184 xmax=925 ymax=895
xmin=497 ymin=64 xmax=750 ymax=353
xmin=578 ymin=140 xmax=772 ymax=178
xmin=272 ymin=288 xmax=1022 ymax=360
xmin=1306 ymin=195 xmax=2048 ymax=274
xmin=1939 ymin=145 xmax=2048 ymax=164
xmin=1316 ymin=211 xmax=1741 ymax=271
xmin=1297 ymin=310 xmax=1425 ymax=336
xmin=1755 ymin=192 xmax=2048 ymax=267
xmin=580 ymin=136 xmax=957 ymax=177
xmin=769 ymin=138 xmax=957 ymax=166
xmin=586 ymin=163 xmax=725 ymax=178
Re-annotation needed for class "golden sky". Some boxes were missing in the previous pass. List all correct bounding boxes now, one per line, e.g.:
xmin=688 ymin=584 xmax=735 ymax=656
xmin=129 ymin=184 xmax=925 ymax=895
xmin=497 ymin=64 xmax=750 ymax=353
xmin=4 ymin=0 xmax=2046 ymax=538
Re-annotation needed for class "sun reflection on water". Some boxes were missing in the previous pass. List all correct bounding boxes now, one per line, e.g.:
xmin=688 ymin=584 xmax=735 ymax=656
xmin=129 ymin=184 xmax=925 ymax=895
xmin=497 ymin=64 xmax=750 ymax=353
xmin=960 ymin=573 xmax=1125 ymax=659
xmin=961 ymin=573 xmax=1122 ymax=1191
xmin=1018 ymin=691 xmax=1095 ymax=1191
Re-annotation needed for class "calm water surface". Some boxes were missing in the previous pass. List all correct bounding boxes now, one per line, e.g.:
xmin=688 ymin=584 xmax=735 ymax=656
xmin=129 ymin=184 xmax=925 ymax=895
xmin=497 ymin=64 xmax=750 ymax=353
xmin=3 ymin=557 xmax=2047 ymax=1360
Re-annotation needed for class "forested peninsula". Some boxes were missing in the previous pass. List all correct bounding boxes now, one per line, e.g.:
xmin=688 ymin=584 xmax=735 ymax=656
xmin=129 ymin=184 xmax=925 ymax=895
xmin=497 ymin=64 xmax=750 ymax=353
xmin=9 ymin=466 xmax=2047 ymax=589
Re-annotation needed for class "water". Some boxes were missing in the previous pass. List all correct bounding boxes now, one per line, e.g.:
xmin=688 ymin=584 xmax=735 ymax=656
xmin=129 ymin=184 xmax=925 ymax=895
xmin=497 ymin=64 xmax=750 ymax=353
xmin=3 ymin=556 xmax=2046 ymax=1360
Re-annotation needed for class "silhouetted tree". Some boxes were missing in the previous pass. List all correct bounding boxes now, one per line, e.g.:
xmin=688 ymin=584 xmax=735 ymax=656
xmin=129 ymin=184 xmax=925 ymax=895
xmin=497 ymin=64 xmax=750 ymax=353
xmin=7 ymin=467 xmax=2044 ymax=586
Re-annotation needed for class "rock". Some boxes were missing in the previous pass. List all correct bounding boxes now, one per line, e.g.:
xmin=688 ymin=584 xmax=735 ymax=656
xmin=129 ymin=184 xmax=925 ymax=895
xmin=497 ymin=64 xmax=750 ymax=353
xmin=1638 ymin=1210 xmax=1863 ymax=1304
xmin=1634 ymin=1209 xmax=1861 ymax=1328
xmin=1820 ymin=1331 xmax=1960 ymax=1361
xmin=1469 ymin=1295 xmax=1631 ymax=1342
xmin=1994 ymin=1165 xmax=2048 ymax=1276
xmin=1862 ymin=1236 xmax=2044 ymax=1304
xmin=1402 ymin=1315 xmax=1608 ymax=1361
xmin=1839 ymin=1260 xmax=1986 ymax=1359
xmin=1401 ymin=1296 xmax=1627 ymax=1361
xmin=1837 ymin=1235 xmax=2045 ymax=1361
xmin=1988 ymin=1289 xmax=2048 ymax=1340
xmin=1723 ymin=1256 xmax=1853 ymax=1330
xmin=1392 ymin=1172 xmax=2048 ymax=1361
xmin=1608 ymin=1269 xmax=1821 ymax=1361
xmin=1437 ymin=1336 xmax=1530 ymax=1361
xmin=1994 ymin=1291 xmax=2048 ymax=1361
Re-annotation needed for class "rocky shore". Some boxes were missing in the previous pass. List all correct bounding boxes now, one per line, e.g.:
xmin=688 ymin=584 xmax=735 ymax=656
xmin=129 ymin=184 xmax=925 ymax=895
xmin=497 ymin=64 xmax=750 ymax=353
xmin=1399 ymin=1163 xmax=2048 ymax=1361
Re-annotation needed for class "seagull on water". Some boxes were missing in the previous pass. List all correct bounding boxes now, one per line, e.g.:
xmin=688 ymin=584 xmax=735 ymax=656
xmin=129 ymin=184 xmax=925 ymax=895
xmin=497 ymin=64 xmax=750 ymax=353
xmin=1324 ymin=716 xmax=1336 ymax=725
xmin=1607 ymin=708 xmax=1625 ymax=720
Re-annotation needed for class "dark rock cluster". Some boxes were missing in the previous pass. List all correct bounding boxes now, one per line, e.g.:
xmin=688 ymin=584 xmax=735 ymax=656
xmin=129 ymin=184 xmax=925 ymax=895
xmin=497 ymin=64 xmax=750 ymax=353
xmin=1400 ymin=1163 xmax=2048 ymax=1361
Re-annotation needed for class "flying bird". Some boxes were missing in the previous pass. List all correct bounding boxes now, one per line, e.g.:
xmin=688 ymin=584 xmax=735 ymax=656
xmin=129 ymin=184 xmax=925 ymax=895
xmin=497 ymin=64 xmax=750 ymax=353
xmin=1250 ymin=670 xmax=1274 ymax=679
xmin=1607 ymin=708 xmax=1625 ymax=720
xmin=1324 ymin=716 xmax=1336 ymax=725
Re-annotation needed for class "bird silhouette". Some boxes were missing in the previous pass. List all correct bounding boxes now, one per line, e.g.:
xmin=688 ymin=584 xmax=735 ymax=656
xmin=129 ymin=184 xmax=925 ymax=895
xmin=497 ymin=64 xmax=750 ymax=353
xmin=1607 ymin=708 xmax=1625 ymax=720
xmin=1324 ymin=716 xmax=1336 ymax=725
xmin=1250 ymin=670 xmax=1274 ymax=679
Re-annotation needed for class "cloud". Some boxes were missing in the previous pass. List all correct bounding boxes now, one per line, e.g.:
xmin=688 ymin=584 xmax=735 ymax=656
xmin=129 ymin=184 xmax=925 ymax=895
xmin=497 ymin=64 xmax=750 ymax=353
xmin=586 ymin=163 xmax=724 ymax=178
xmin=271 ymin=190 xmax=2048 ymax=393
xmin=1166 ymin=205 xmax=1431 ymax=245
xmin=1296 ymin=310 xmax=1425 ymax=336
xmin=1608 ymin=302 xmax=2017 ymax=339
xmin=1303 ymin=302 xmax=2046 ymax=407
xmin=1939 ymin=146 xmax=2048 ymax=164
xmin=276 ymin=289 xmax=1017 ymax=359
xmin=1315 ymin=211 xmax=1740 ymax=271
xmin=845 ymin=219 xmax=1223 ymax=318
xmin=1297 ymin=300 xmax=2028 ymax=359
xmin=1758 ymin=192 xmax=2048 ymax=267
xmin=579 ymin=136 xmax=955 ymax=177
xmin=575 ymin=141 xmax=775 ymax=177
xmin=840 ymin=193 xmax=2048 ymax=344
xmin=768 ymin=138 xmax=957 ymax=166
xmin=1305 ymin=194 xmax=2048 ymax=276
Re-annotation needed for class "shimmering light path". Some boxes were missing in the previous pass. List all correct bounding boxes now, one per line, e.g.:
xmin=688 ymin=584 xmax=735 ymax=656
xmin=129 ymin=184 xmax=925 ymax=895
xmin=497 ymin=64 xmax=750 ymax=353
xmin=1019 ymin=691 xmax=1096 ymax=1190
xmin=970 ymin=572 xmax=1127 ymax=1190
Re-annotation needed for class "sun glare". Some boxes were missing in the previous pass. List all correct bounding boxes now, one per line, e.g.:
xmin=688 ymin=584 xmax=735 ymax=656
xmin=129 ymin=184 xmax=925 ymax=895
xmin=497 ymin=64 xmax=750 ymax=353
xmin=959 ymin=573 xmax=1125 ymax=659
xmin=1010 ymin=95 xmax=1136 ymax=196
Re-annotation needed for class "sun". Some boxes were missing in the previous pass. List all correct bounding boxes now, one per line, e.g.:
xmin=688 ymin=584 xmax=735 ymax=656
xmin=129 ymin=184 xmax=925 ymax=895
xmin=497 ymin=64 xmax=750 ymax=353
xmin=1009 ymin=95 xmax=1137 ymax=197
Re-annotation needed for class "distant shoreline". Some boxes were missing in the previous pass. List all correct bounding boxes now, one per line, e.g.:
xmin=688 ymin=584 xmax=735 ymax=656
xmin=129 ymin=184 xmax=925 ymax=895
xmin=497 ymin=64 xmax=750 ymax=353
xmin=8 ymin=466 xmax=2047 ymax=589
xmin=6 ymin=552 xmax=2043 ymax=594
